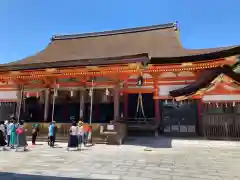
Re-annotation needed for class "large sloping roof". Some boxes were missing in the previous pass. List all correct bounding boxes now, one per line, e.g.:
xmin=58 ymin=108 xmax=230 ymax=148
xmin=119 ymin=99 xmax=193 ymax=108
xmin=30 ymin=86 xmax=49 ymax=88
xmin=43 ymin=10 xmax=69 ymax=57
xmin=1 ymin=22 xmax=240 ymax=71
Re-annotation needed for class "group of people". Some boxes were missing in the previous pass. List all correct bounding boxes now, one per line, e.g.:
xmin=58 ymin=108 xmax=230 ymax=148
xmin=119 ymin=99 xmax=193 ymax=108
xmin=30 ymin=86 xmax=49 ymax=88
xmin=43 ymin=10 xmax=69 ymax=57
xmin=0 ymin=117 xmax=92 ymax=151
xmin=0 ymin=118 xmax=27 ymax=151
xmin=67 ymin=121 xmax=92 ymax=150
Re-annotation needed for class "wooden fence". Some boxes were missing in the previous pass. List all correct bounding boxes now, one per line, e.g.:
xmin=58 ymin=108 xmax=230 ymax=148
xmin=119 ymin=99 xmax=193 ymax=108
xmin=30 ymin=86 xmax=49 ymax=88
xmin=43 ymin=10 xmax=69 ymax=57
xmin=202 ymin=114 xmax=240 ymax=140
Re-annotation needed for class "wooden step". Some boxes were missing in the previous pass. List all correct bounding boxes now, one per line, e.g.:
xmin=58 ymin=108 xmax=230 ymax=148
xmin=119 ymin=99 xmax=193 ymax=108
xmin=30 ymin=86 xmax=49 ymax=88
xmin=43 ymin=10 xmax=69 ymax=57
xmin=127 ymin=130 xmax=156 ymax=137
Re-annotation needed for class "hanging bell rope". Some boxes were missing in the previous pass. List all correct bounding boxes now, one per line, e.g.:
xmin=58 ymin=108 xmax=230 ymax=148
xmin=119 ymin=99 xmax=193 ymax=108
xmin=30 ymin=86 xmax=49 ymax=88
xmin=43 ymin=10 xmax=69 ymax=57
xmin=135 ymin=93 xmax=146 ymax=119
xmin=134 ymin=75 xmax=146 ymax=121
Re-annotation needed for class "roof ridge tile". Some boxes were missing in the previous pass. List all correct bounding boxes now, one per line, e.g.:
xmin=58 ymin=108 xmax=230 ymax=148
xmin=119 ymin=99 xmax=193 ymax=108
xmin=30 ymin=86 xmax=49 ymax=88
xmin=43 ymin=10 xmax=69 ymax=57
xmin=52 ymin=22 xmax=176 ymax=40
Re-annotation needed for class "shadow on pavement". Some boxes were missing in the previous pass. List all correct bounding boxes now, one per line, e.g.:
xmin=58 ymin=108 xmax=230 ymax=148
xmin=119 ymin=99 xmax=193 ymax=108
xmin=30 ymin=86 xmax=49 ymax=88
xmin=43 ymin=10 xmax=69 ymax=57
xmin=124 ymin=137 xmax=172 ymax=148
xmin=0 ymin=172 xmax=105 ymax=180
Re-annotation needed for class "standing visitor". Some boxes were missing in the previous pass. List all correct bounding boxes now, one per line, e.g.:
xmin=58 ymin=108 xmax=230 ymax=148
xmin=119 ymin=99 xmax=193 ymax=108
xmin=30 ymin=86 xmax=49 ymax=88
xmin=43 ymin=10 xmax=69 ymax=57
xmin=10 ymin=119 xmax=17 ymax=149
xmin=47 ymin=122 xmax=51 ymax=145
xmin=77 ymin=121 xmax=84 ymax=148
xmin=4 ymin=120 xmax=10 ymax=146
xmin=83 ymin=124 xmax=92 ymax=146
xmin=32 ymin=124 xmax=39 ymax=145
xmin=49 ymin=121 xmax=56 ymax=147
xmin=8 ymin=120 xmax=13 ymax=147
xmin=16 ymin=120 xmax=28 ymax=151
xmin=67 ymin=122 xmax=79 ymax=151
xmin=87 ymin=125 xmax=92 ymax=145
xmin=53 ymin=121 xmax=57 ymax=146
xmin=83 ymin=124 xmax=88 ymax=146
xmin=0 ymin=121 xmax=7 ymax=150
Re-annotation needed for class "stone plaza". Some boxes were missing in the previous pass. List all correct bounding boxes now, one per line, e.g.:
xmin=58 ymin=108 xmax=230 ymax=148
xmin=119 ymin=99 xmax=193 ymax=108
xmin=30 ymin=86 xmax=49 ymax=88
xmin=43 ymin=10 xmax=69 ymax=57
xmin=0 ymin=137 xmax=239 ymax=180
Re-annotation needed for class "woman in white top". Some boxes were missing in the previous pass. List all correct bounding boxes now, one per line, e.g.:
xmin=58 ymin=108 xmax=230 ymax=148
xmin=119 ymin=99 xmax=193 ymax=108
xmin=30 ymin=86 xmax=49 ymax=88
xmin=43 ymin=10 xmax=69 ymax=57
xmin=67 ymin=122 xmax=79 ymax=150
xmin=77 ymin=121 xmax=84 ymax=146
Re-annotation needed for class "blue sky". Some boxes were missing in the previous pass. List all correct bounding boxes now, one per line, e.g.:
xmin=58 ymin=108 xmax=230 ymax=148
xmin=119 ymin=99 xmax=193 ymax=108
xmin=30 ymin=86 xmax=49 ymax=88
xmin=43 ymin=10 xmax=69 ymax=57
xmin=1 ymin=0 xmax=240 ymax=63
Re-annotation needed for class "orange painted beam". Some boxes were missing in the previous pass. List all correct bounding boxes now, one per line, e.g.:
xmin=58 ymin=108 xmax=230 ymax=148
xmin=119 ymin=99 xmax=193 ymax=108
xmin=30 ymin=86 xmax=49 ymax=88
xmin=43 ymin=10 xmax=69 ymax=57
xmin=0 ymin=58 xmax=231 ymax=80
xmin=121 ymin=88 xmax=154 ymax=94
xmin=0 ymin=85 xmax=16 ymax=88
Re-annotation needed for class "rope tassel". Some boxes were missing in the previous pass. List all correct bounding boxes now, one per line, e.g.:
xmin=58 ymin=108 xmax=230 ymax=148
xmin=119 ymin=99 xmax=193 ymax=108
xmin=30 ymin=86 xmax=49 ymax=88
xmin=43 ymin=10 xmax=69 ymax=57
xmin=135 ymin=93 xmax=146 ymax=120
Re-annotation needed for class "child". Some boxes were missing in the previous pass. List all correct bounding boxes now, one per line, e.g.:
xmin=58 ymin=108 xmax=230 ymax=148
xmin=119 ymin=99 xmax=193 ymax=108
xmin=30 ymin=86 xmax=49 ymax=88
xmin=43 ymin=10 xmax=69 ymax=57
xmin=16 ymin=120 xmax=28 ymax=152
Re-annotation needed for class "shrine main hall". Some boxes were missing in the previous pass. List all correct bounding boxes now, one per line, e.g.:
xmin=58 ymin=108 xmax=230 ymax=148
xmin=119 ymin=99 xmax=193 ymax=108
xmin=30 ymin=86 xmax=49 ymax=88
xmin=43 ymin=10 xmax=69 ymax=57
xmin=0 ymin=22 xmax=239 ymax=139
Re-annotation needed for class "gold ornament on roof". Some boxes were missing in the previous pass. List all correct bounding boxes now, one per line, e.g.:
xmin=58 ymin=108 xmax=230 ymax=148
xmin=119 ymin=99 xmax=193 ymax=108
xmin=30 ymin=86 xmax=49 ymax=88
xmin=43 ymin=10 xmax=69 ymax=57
xmin=181 ymin=62 xmax=193 ymax=67
xmin=45 ymin=68 xmax=57 ymax=72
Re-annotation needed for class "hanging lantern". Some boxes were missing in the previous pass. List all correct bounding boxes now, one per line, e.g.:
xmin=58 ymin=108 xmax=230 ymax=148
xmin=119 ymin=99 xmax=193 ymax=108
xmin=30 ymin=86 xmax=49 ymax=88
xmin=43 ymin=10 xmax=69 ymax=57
xmin=233 ymin=101 xmax=236 ymax=107
xmin=105 ymin=88 xmax=109 ymax=96
xmin=165 ymin=99 xmax=168 ymax=104
xmin=137 ymin=75 xmax=143 ymax=86
xmin=225 ymin=103 xmax=228 ymax=107
xmin=89 ymin=89 xmax=93 ymax=97
xmin=216 ymin=103 xmax=219 ymax=107
xmin=120 ymin=81 xmax=124 ymax=89
xmin=54 ymin=88 xmax=58 ymax=97
xmin=70 ymin=90 xmax=74 ymax=97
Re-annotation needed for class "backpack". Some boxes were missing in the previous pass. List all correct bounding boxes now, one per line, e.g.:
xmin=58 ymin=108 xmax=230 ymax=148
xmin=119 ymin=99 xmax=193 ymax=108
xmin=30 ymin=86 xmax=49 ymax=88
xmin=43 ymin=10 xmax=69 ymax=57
xmin=16 ymin=127 xmax=24 ymax=135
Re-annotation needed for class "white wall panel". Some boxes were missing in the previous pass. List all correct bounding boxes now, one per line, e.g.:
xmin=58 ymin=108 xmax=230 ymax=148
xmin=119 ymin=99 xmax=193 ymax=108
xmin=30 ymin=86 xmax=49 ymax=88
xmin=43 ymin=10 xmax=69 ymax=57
xmin=0 ymin=91 xmax=18 ymax=100
xmin=159 ymin=85 xmax=187 ymax=96
xmin=203 ymin=95 xmax=240 ymax=101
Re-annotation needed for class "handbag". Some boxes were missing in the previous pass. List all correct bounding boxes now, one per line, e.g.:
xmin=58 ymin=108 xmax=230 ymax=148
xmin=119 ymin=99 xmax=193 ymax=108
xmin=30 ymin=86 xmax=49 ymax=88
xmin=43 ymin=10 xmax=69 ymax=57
xmin=16 ymin=128 xmax=24 ymax=135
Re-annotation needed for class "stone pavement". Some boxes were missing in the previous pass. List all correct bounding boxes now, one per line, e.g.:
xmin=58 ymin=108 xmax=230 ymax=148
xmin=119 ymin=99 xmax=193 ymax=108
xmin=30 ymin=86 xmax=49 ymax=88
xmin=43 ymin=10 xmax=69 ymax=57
xmin=0 ymin=138 xmax=240 ymax=180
